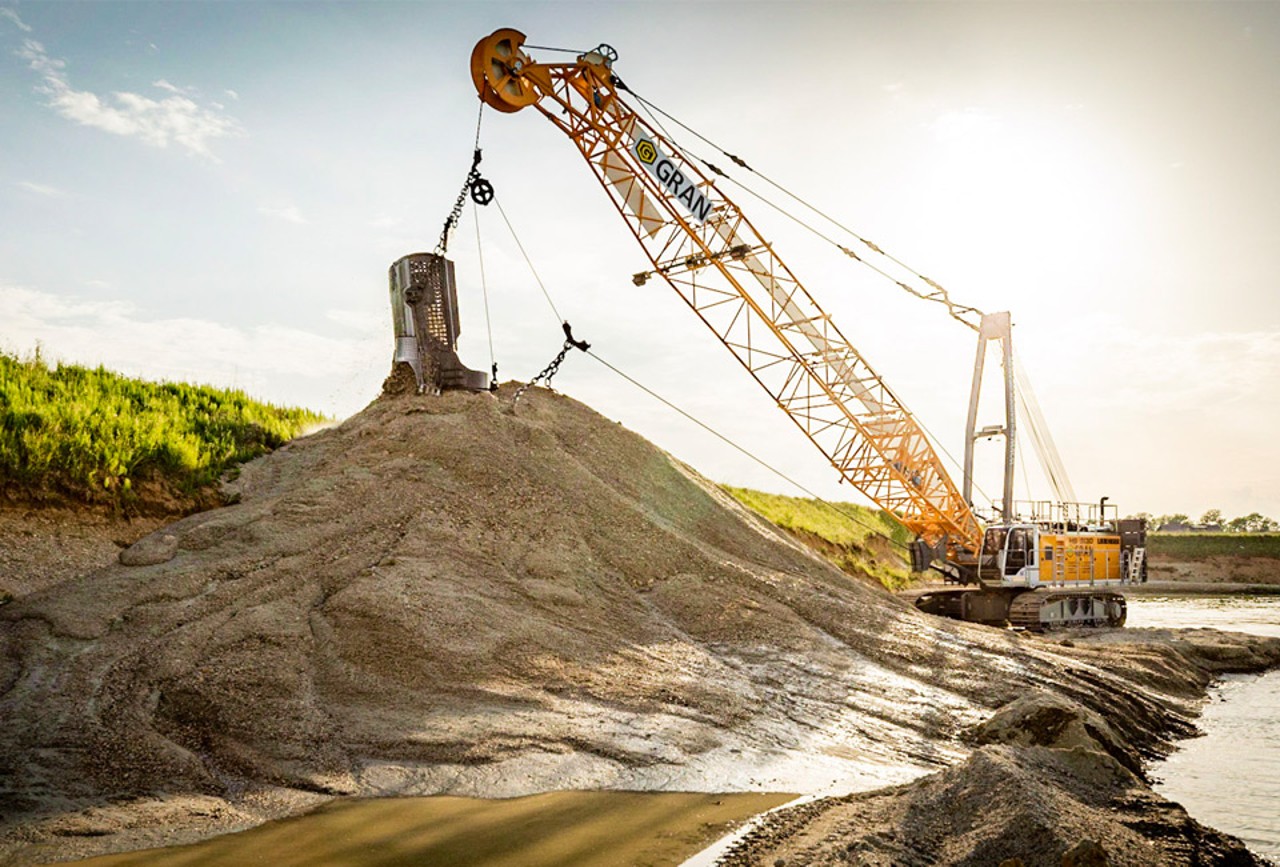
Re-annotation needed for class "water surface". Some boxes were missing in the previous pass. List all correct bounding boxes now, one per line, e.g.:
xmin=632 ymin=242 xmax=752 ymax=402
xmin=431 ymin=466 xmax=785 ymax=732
xmin=69 ymin=791 xmax=793 ymax=867
xmin=1130 ymin=595 xmax=1280 ymax=859
xmin=1127 ymin=594 xmax=1280 ymax=637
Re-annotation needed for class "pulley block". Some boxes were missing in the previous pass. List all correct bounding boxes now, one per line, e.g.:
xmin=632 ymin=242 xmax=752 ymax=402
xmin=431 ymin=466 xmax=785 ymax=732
xmin=469 ymin=177 xmax=494 ymax=205
xmin=470 ymin=28 xmax=551 ymax=113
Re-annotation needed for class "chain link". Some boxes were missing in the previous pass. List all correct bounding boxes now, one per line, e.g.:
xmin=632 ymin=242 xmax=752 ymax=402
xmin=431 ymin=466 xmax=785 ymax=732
xmin=435 ymin=149 xmax=493 ymax=255
xmin=511 ymin=322 xmax=590 ymax=406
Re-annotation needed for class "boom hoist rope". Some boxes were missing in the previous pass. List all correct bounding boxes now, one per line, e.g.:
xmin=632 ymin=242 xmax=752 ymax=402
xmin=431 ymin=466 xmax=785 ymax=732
xmin=616 ymin=83 xmax=985 ymax=332
xmin=472 ymin=31 xmax=984 ymax=555
xmin=626 ymin=99 xmax=997 ymax=509
xmin=623 ymin=87 xmax=1084 ymax=510
xmin=454 ymin=71 xmax=910 ymax=554
xmin=620 ymin=85 xmax=1084 ymax=509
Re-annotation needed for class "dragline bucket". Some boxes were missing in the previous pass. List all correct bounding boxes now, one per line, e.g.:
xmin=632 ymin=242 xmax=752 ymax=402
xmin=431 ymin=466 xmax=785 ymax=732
xmin=386 ymin=253 xmax=490 ymax=394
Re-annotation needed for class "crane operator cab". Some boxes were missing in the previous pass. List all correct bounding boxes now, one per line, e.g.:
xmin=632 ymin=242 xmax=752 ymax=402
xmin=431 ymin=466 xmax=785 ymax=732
xmin=977 ymin=518 xmax=1148 ymax=588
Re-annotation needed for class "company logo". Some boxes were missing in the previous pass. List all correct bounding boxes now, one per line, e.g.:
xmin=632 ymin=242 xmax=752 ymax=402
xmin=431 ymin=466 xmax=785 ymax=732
xmin=630 ymin=134 xmax=713 ymax=223
xmin=635 ymin=139 xmax=658 ymax=165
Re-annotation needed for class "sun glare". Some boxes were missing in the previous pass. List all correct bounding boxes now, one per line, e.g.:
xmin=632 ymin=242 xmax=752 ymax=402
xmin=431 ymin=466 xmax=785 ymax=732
xmin=912 ymin=106 xmax=1132 ymax=308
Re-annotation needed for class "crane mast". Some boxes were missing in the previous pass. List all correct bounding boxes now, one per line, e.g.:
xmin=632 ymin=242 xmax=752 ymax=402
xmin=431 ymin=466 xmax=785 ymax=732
xmin=471 ymin=28 xmax=983 ymax=557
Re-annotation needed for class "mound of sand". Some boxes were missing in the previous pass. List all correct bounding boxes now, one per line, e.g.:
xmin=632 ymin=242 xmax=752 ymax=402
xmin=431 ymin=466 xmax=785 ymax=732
xmin=719 ymin=694 xmax=1265 ymax=866
xmin=2 ymin=387 xmax=1277 ymax=862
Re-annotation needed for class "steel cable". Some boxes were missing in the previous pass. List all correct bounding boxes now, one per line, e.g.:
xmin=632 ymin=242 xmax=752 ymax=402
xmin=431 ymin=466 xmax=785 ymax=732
xmin=585 ymin=348 xmax=913 ymax=556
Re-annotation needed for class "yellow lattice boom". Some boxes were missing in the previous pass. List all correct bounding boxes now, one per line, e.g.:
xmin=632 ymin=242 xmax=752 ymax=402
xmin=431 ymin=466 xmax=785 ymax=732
xmin=472 ymin=28 xmax=984 ymax=556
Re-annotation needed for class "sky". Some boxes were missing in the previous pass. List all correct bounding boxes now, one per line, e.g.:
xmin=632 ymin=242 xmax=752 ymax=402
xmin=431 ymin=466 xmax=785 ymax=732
xmin=2 ymin=1 xmax=1279 ymax=521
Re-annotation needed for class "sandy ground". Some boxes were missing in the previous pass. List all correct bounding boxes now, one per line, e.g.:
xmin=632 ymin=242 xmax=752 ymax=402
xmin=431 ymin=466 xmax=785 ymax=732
xmin=2 ymin=387 xmax=1278 ymax=866
xmin=0 ymin=508 xmax=166 ymax=601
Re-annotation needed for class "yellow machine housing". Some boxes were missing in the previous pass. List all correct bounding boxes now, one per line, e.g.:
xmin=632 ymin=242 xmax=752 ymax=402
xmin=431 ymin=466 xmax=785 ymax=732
xmin=980 ymin=526 xmax=1125 ymax=587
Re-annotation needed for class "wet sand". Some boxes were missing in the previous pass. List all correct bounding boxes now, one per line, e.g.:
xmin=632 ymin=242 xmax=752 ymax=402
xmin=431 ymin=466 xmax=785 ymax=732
xmin=61 ymin=792 xmax=794 ymax=867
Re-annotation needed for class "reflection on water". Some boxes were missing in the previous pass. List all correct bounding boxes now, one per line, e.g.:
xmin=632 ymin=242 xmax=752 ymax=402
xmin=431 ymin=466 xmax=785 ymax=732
xmin=1127 ymin=595 xmax=1280 ymax=638
xmin=68 ymin=791 xmax=794 ymax=867
xmin=1130 ymin=596 xmax=1280 ymax=859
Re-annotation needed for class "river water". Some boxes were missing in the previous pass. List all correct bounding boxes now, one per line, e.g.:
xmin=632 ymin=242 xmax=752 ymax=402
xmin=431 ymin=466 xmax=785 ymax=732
xmin=1128 ymin=596 xmax=1280 ymax=860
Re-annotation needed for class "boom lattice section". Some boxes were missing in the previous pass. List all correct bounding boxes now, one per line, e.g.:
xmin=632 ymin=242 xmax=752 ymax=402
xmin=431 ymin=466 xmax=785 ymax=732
xmin=472 ymin=30 xmax=983 ymax=553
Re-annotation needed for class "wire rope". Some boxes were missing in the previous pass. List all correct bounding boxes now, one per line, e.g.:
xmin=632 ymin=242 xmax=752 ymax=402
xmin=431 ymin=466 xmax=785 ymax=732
xmin=619 ymin=87 xmax=983 ymax=329
xmin=492 ymin=194 xmax=563 ymax=325
xmin=586 ymin=349 xmax=912 ymax=555
xmin=623 ymin=89 xmax=1000 ymax=510
xmin=522 ymin=43 xmax=590 ymax=54
xmin=472 ymin=199 xmax=497 ymax=378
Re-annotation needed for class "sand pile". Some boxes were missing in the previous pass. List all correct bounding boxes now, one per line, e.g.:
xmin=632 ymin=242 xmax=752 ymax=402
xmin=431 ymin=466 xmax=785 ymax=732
xmin=2 ymin=387 xmax=1277 ymax=862
xmin=719 ymin=694 xmax=1266 ymax=866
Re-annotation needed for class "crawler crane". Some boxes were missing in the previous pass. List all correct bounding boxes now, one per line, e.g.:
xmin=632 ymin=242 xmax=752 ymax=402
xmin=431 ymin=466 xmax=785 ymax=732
xmin=470 ymin=28 xmax=1145 ymax=628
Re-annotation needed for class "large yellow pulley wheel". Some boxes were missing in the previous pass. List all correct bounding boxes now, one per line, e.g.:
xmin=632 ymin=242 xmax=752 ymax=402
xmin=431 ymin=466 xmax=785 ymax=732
xmin=470 ymin=28 xmax=549 ymax=113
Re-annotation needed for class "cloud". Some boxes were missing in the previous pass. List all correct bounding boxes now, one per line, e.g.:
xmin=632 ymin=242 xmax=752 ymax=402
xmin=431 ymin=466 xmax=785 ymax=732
xmin=15 ymin=180 xmax=66 ymax=197
xmin=0 ymin=284 xmax=384 ymax=413
xmin=16 ymin=38 xmax=242 ymax=160
xmin=1019 ymin=317 xmax=1280 ymax=418
xmin=151 ymin=78 xmax=193 ymax=96
xmin=258 ymin=204 xmax=308 ymax=225
xmin=224 ymin=89 xmax=239 ymax=101
xmin=0 ymin=7 xmax=32 ymax=32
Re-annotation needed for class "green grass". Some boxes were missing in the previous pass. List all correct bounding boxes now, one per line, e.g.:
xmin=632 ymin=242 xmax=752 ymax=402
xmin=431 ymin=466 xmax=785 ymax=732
xmin=1148 ymin=532 xmax=1280 ymax=560
xmin=723 ymin=486 xmax=916 ymax=590
xmin=0 ymin=351 xmax=326 ymax=512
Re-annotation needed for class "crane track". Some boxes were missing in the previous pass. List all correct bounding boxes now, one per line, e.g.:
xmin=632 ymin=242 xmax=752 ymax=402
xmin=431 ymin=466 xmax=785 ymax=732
xmin=1008 ymin=589 xmax=1127 ymax=630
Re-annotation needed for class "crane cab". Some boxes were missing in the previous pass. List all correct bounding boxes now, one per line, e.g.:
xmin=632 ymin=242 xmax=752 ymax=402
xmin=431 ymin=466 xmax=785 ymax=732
xmin=977 ymin=519 xmax=1147 ymax=588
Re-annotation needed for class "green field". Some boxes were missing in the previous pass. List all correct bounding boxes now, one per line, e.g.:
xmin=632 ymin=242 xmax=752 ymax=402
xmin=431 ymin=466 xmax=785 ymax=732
xmin=0 ymin=352 xmax=325 ymax=512
xmin=723 ymin=486 xmax=916 ymax=590
xmin=1148 ymin=532 xmax=1280 ymax=560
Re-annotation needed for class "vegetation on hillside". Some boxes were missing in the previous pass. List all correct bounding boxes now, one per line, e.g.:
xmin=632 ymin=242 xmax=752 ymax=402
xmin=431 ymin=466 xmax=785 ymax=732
xmin=723 ymin=486 xmax=917 ymax=590
xmin=0 ymin=351 xmax=325 ymax=512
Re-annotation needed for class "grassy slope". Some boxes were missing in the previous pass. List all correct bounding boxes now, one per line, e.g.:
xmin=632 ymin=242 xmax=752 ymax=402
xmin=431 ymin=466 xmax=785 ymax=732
xmin=723 ymin=486 xmax=916 ymax=590
xmin=1148 ymin=533 xmax=1280 ymax=560
xmin=0 ymin=352 xmax=325 ymax=512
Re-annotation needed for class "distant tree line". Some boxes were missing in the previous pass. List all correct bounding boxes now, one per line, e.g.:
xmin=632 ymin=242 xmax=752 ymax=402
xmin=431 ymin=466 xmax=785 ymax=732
xmin=1125 ymin=509 xmax=1279 ymax=533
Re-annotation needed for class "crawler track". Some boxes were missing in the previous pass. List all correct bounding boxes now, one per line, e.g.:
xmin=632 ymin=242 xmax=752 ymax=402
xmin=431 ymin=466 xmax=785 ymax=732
xmin=910 ymin=586 xmax=1127 ymax=629
xmin=1008 ymin=589 xmax=1127 ymax=629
